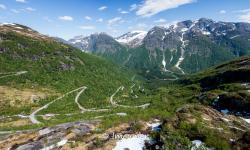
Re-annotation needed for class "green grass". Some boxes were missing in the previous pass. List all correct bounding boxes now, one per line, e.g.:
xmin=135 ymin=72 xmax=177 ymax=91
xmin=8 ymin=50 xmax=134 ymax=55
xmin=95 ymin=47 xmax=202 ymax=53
xmin=1 ymin=31 xmax=192 ymax=132
xmin=0 ymin=31 xmax=134 ymax=116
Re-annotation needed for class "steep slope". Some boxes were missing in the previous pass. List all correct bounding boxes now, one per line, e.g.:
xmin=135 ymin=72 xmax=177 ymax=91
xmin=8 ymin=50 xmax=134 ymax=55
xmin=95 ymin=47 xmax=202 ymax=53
xmin=69 ymin=18 xmax=250 ymax=79
xmin=68 ymin=33 xmax=130 ymax=64
xmin=146 ymin=55 xmax=250 ymax=150
xmin=184 ymin=55 xmax=250 ymax=116
xmin=68 ymin=33 xmax=125 ymax=53
xmin=128 ymin=18 xmax=250 ymax=77
xmin=0 ymin=23 xmax=133 ymax=124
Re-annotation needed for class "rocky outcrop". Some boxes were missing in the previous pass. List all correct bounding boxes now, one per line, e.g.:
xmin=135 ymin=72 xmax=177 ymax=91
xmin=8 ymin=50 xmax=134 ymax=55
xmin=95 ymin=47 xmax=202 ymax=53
xmin=0 ymin=121 xmax=99 ymax=150
xmin=159 ymin=104 xmax=250 ymax=149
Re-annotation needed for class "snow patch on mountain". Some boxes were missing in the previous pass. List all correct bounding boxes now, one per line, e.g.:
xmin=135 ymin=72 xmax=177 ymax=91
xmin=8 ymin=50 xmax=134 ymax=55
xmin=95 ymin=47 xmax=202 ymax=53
xmin=201 ymin=31 xmax=211 ymax=35
xmin=230 ymin=35 xmax=240 ymax=39
xmin=162 ymin=51 xmax=167 ymax=72
xmin=181 ymin=28 xmax=188 ymax=32
xmin=68 ymin=35 xmax=90 ymax=51
xmin=189 ymin=20 xmax=198 ymax=29
xmin=116 ymin=31 xmax=147 ymax=47
xmin=175 ymin=32 xmax=186 ymax=74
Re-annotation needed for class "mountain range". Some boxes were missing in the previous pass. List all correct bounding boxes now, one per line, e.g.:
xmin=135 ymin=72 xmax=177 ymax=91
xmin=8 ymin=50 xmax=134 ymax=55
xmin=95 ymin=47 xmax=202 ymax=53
xmin=0 ymin=20 xmax=250 ymax=150
xmin=65 ymin=18 xmax=250 ymax=79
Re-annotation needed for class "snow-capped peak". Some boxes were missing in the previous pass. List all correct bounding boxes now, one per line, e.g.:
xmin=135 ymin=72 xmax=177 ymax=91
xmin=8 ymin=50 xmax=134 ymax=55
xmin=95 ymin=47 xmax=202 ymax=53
xmin=68 ymin=35 xmax=90 ymax=51
xmin=116 ymin=30 xmax=147 ymax=47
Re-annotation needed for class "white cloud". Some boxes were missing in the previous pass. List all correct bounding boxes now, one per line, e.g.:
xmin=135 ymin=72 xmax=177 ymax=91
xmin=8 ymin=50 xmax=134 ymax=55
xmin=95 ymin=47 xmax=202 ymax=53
xmin=43 ymin=16 xmax=53 ymax=23
xmin=85 ymin=16 xmax=92 ymax=20
xmin=25 ymin=7 xmax=36 ymax=11
xmin=80 ymin=25 xmax=95 ymax=30
xmin=136 ymin=0 xmax=195 ymax=17
xmin=98 ymin=6 xmax=107 ymax=11
xmin=58 ymin=16 xmax=73 ymax=21
xmin=234 ymin=9 xmax=250 ymax=13
xmin=239 ymin=11 xmax=250 ymax=22
xmin=130 ymin=4 xmax=138 ymax=11
xmin=11 ymin=9 xmax=19 ymax=13
xmin=0 ymin=4 xmax=6 ymax=10
xmin=97 ymin=18 xmax=103 ymax=22
xmin=137 ymin=23 xmax=148 ymax=28
xmin=120 ymin=11 xmax=129 ymax=14
xmin=118 ymin=8 xmax=129 ymax=14
xmin=128 ymin=23 xmax=148 ymax=30
xmin=16 ymin=0 xmax=27 ymax=3
xmin=235 ymin=9 xmax=250 ymax=22
xmin=154 ymin=18 xmax=167 ymax=23
xmin=219 ymin=10 xmax=226 ymax=14
xmin=108 ymin=17 xmax=124 ymax=26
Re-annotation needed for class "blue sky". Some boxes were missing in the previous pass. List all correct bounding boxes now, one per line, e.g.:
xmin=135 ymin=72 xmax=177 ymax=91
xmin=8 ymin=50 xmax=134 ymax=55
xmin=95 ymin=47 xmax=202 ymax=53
xmin=0 ymin=0 xmax=250 ymax=39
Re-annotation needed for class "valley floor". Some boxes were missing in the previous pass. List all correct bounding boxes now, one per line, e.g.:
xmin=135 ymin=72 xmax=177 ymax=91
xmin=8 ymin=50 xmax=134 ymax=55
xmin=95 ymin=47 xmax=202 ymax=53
xmin=1 ymin=56 xmax=250 ymax=150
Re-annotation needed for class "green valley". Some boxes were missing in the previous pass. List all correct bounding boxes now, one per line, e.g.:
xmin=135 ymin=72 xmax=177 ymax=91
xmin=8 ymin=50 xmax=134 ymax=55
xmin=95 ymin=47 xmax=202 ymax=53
xmin=0 ymin=21 xmax=249 ymax=150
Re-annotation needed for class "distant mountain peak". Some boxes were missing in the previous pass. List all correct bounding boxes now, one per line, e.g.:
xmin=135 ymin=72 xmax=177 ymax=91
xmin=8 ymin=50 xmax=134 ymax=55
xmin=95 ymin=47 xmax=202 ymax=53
xmin=66 ymin=18 xmax=250 ymax=77
xmin=68 ymin=32 xmax=123 ymax=53
xmin=115 ymin=30 xmax=147 ymax=48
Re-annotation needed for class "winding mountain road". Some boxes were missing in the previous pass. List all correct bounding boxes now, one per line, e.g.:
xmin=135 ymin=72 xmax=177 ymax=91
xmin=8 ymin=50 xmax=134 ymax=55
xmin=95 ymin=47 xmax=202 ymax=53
xmin=74 ymin=87 xmax=109 ymax=112
xmin=75 ymin=87 xmax=88 ymax=111
xmin=1 ymin=70 xmax=150 ymax=124
xmin=110 ymin=86 xmax=150 ymax=108
xmin=29 ymin=86 xmax=86 ymax=124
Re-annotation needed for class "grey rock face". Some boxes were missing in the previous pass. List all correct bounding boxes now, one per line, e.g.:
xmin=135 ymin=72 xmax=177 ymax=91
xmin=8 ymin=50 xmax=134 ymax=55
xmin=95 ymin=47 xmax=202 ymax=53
xmin=69 ymin=33 xmax=124 ymax=53
xmin=67 ymin=18 xmax=250 ymax=77
xmin=144 ymin=26 xmax=181 ymax=51
xmin=12 ymin=121 xmax=97 ymax=150
xmin=15 ymin=142 xmax=43 ymax=150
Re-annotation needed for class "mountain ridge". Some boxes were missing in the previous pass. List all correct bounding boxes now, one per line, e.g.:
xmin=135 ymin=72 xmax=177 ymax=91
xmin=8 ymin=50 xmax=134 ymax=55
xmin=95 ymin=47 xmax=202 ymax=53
xmin=65 ymin=18 xmax=250 ymax=79
xmin=115 ymin=30 xmax=147 ymax=48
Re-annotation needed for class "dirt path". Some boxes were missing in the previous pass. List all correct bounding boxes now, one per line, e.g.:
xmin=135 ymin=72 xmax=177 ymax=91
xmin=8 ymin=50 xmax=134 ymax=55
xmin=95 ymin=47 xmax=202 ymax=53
xmin=29 ymin=85 xmax=111 ymax=124
xmin=74 ymin=87 xmax=108 ymax=112
xmin=74 ymin=87 xmax=88 ymax=111
xmin=162 ymin=74 xmax=179 ymax=81
xmin=29 ymin=86 xmax=86 ymax=124
xmin=1 ymin=70 xmax=149 ymax=125
xmin=110 ymin=86 xmax=124 ymax=106
xmin=0 ymin=71 xmax=28 ymax=79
